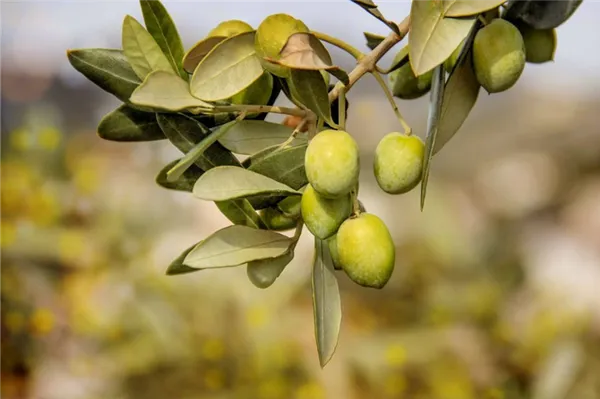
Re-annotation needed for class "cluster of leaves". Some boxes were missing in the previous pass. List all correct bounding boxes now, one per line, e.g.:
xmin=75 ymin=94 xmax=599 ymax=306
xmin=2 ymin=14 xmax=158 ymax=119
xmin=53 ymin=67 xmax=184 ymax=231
xmin=66 ymin=0 xmax=581 ymax=367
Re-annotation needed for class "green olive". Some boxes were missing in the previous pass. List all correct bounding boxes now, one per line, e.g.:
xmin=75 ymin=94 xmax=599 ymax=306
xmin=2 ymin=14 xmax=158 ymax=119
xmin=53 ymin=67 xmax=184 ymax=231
xmin=473 ymin=19 xmax=526 ymax=93
xmin=336 ymin=213 xmax=395 ymax=289
xmin=304 ymin=129 xmax=360 ymax=199
xmin=301 ymin=184 xmax=352 ymax=240
xmin=374 ymin=132 xmax=424 ymax=195
xmin=389 ymin=46 xmax=433 ymax=100
xmin=259 ymin=206 xmax=297 ymax=231
xmin=518 ymin=24 xmax=557 ymax=64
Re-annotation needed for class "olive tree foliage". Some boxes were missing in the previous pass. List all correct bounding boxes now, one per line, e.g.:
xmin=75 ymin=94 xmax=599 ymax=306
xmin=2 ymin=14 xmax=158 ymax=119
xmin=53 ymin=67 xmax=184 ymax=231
xmin=67 ymin=0 xmax=581 ymax=367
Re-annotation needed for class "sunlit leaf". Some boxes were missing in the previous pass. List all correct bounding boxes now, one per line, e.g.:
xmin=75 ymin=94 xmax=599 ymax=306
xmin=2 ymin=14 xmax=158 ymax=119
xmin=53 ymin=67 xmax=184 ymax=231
xmin=190 ymin=31 xmax=263 ymax=102
xmin=183 ymin=225 xmax=293 ymax=269
xmin=217 ymin=120 xmax=306 ymax=155
xmin=420 ymin=65 xmax=446 ymax=210
xmin=97 ymin=105 xmax=164 ymax=142
xmin=193 ymin=166 xmax=301 ymax=201
xmin=409 ymin=0 xmax=475 ymax=76
xmin=140 ymin=0 xmax=187 ymax=79
xmin=444 ymin=0 xmax=506 ymax=17
xmin=363 ymin=31 xmax=386 ymax=50
xmin=122 ymin=15 xmax=174 ymax=79
xmin=247 ymin=249 xmax=294 ymax=288
xmin=312 ymin=238 xmax=342 ymax=368
xmin=289 ymin=70 xmax=336 ymax=128
xmin=130 ymin=71 xmax=213 ymax=111
xmin=66 ymin=48 xmax=141 ymax=103
xmin=166 ymin=243 xmax=202 ymax=275
xmin=350 ymin=0 xmax=401 ymax=35
xmin=156 ymin=158 xmax=203 ymax=192
xmin=183 ymin=36 xmax=226 ymax=73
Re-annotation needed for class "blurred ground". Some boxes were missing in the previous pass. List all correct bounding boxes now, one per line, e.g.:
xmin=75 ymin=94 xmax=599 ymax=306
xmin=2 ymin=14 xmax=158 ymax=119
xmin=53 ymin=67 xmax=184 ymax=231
xmin=2 ymin=2 xmax=600 ymax=399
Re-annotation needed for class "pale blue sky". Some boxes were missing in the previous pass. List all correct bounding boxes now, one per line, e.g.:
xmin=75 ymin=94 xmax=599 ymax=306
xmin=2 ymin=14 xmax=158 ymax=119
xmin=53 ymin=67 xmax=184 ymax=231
xmin=2 ymin=1 xmax=600 ymax=94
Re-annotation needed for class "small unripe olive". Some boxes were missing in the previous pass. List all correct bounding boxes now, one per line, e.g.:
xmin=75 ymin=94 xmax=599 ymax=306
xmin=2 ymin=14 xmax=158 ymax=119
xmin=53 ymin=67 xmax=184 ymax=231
xmin=374 ymin=132 xmax=424 ymax=195
xmin=208 ymin=20 xmax=253 ymax=38
xmin=389 ymin=46 xmax=433 ymax=100
xmin=301 ymin=184 xmax=352 ymax=240
xmin=260 ymin=206 xmax=297 ymax=231
xmin=255 ymin=13 xmax=309 ymax=78
xmin=304 ymin=129 xmax=360 ymax=199
xmin=473 ymin=19 xmax=526 ymax=93
xmin=336 ymin=213 xmax=395 ymax=289
xmin=229 ymin=71 xmax=273 ymax=107
xmin=518 ymin=24 xmax=557 ymax=64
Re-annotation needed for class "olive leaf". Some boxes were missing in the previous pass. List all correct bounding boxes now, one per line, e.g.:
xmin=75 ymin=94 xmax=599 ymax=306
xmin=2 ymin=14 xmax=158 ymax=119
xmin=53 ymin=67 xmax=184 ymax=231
xmin=243 ymin=144 xmax=308 ymax=190
xmin=139 ymin=0 xmax=187 ymax=80
xmin=183 ymin=225 xmax=293 ymax=269
xmin=312 ymin=238 xmax=342 ymax=368
xmin=97 ymin=105 xmax=165 ymax=142
xmin=183 ymin=37 xmax=227 ymax=74
xmin=444 ymin=0 xmax=507 ymax=17
xmin=156 ymin=158 xmax=204 ymax=192
xmin=165 ymin=118 xmax=240 ymax=182
xmin=247 ymin=249 xmax=294 ymax=289
xmin=409 ymin=0 xmax=475 ymax=76
xmin=382 ymin=45 xmax=410 ymax=75
xmin=122 ymin=15 xmax=175 ymax=79
xmin=277 ymin=189 xmax=305 ymax=218
xmin=420 ymin=64 xmax=446 ymax=211
xmin=190 ymin=31 xmax=264 ymax=102
xmin=215 ymin=200 xmax=267 ymax=229
xmin=350 ymin=0 xmax=401 ymax=35
xmin=66 ymin=49 xmax=141 ymax=103
xmin=363 ymin=31 xmax=386 ymax=50
xmin=433 ymin=22 xmax=481 ymax=155
xmin=130 ymin=71 xmax=213 ymax=112
xmin=166 ymin=243 xmax=202 ymax=275
xmin=503 ymin=0 xmax=582 ymax=30
xmin=289 ymin=70 xmax=336 ymax=128
xmin=268 ymin=33 xmax=349 ymax=85
xmin=218 ymin=120 xmax=305 ymax=155
xmin=193 ymin=166 xmax=302 ymax=202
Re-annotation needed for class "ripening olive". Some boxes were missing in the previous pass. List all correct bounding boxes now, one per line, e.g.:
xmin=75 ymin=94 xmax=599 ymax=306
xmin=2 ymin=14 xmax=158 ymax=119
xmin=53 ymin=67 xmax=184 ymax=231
xmin=473 ymin=19 xmax=526 ymax=93
xmin=301 ymin=184 xmax=352 ymax=240
xmin=374 ymin=132 xmax=424 ymax=195
xmin=260 ymin=206 xmax=297 ymax=231
xmin=304 ymin=129 xmax=360 ymax=199
xmin=388 ymin=46 xmax=433 ymax=100
xmin=255 ymin=13 xmax=309 ymax=77
xmin=336 ymin=213 xmax=395 ymax=289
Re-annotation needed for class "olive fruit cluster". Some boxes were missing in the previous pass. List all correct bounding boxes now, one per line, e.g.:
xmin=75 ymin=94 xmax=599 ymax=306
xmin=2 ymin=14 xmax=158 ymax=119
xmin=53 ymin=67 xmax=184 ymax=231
xmin=301 ymin=129 xmax=396 ymax=289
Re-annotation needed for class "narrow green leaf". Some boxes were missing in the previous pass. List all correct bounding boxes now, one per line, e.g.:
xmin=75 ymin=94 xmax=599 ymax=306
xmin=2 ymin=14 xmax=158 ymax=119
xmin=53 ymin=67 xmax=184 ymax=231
xmin=140 ymin=0 xmax=187 ymax=80
xmin=215 ymin=200 xmax=266 ymax=229
xmin=409 ymin=1 xmax=475 ymax=76
xmin=193 ymin=166 xmax=301 ymax=201
xmin=166 ymin=243 xmax=202 ymax=275
xmin=97 ymin=105 xmax=164 ymax=142
xmin=244 ymin=144 xmax=308 ymax=190
xmin=183 ymin=225 xmax=293 ymax=269
xmin=363 ymin=31 xmax=386 ymax=50
xmin=165 ymin=119 xmax=240 ymax=182
xmin=122 ymin=15 xmax=174 ymax=80
xmin=157 ymin=113 xmax=211 ymax=153
xmin=183 ymin=36 xmax=226 ymax=73
xmin=312 ymin=238 xmax=342 ymax=368
xmin=247 ymin=250 xmax=294 ymax=289
xmin=129 ymin=71 xmax=213 ymax=112
xmin=433 ymin=23 xmax=481 ymax=154
xmin=217 ymin=120 xmax=305 ymax=155
xmin=350 ymin=0 xmax=401 ymax=35
xmin=420 ymin=64 xmax=446 ymax=211
xmin=289 ymin=70 xmax=336 ymax=128
xmin=190 ymin=31 xmax=263 ymax=102
xmin=66 ymin=48 xmax=141 ymax=103
xmin=444 ymin=0 xmax=506 ymax=17
xmin=156 ymin=158 xmax=203 ymax=192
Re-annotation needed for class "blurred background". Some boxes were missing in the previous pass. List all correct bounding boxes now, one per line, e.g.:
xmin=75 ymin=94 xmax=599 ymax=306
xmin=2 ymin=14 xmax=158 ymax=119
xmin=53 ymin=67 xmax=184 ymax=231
xmin=2 ymin=1 xmax=600 ymax=398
